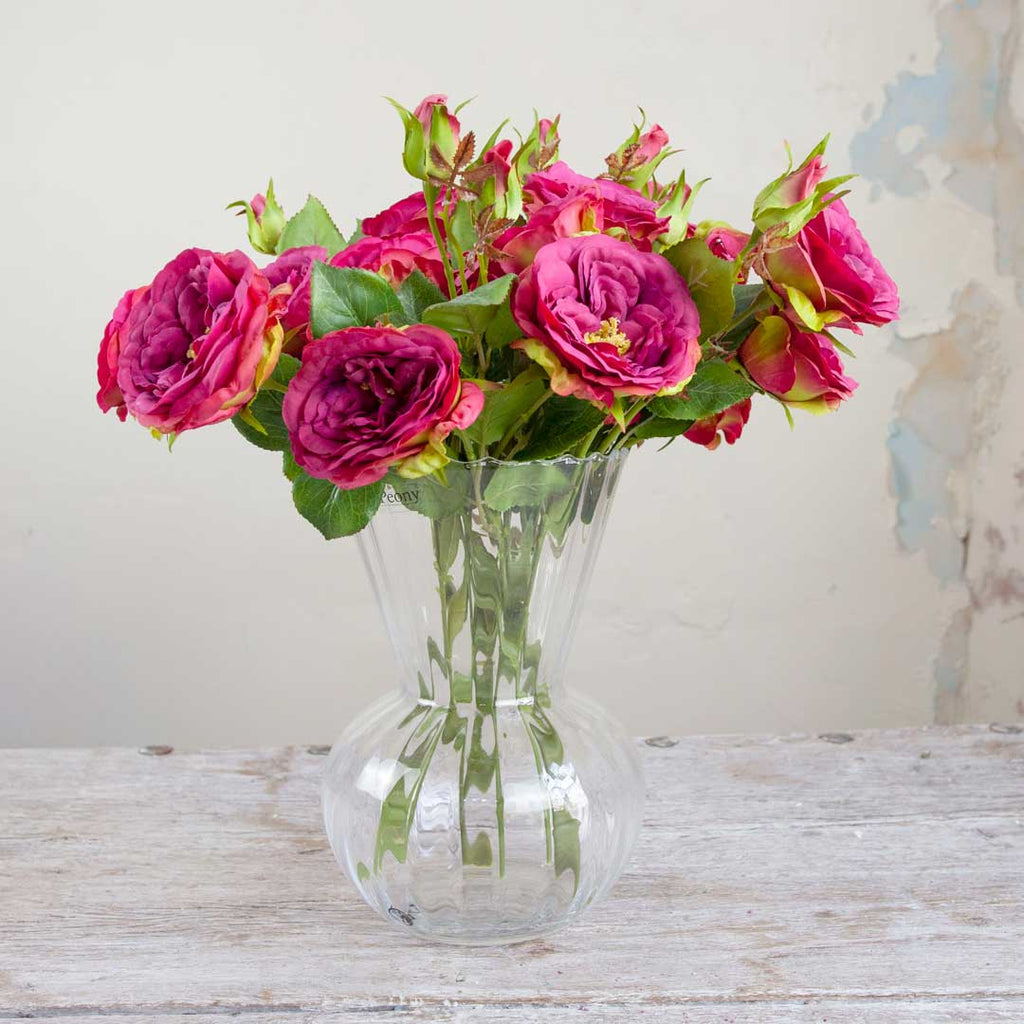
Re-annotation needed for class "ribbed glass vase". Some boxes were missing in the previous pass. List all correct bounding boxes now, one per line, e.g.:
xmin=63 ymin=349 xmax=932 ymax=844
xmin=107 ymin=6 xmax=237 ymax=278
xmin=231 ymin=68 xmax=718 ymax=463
xmin=322 ymin=453 xmax=642 ymax=945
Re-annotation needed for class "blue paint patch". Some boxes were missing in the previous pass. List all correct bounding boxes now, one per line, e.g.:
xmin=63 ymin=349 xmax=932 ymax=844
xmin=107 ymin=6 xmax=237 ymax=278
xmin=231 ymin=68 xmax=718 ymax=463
xmin=887 ymin=421 xmax=965 ymax=585
xmin=850 ymin=0 xmax=1001 ymax=216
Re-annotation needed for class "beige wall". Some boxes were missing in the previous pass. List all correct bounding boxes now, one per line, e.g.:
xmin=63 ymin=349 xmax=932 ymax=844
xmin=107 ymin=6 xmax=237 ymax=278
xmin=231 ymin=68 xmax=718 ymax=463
xmin=2 ymin=0 xmax=1022 ymax=747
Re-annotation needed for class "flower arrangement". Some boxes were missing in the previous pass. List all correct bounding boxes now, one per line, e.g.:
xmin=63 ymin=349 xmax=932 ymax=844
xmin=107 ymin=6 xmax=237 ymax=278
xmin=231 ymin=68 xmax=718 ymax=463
xmin=96 ymin=95 xmax=898 ymax=539
xmin=95 ymin=96 xmax=900 ymax=941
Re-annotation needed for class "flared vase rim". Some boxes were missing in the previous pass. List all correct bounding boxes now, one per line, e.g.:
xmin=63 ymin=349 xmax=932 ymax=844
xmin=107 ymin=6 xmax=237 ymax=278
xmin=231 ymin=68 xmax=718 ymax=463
xmin=446 ymin=449 xmax=629 ymax=471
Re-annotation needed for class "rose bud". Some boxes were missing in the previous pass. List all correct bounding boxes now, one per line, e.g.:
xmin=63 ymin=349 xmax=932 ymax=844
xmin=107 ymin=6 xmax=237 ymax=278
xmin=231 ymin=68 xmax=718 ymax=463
xmin=264 ymin=246 xmax=328 ymax=339
xmin=282 ymin=324 xmax=483 ymax=489
xmin=97 ymin=249 xmax=283 ymax=434
xmin=683 ymin=399 xmax=752 ymax=450
xmin=227 ymin=180 xmax=286 ymax=255
xmin=762 ymin=197 xmax=899 ymax=332
xmin=739 ymin=314 xmax=856 ymax=413
xmin=388 ymin=94 xmax=462 ymax=181
xmin=512 ymin=233 xmax=701 ymax=409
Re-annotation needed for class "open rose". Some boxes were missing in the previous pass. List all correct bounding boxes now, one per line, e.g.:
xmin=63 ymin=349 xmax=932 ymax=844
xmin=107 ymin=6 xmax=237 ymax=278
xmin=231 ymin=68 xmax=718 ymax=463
xmin=97 ymin=249 xmax=283 ymax=433
xmin=496 ymin=162 xmax=668 ymax=273
xmin=97 ymin=286 xmax=146 ymax=420
xmin=739 ymin=314 xmax=856 ymax=413
xmin=282 ymin=325 xmax=483 ymax=489
xmin=762 ymin=198 xmax=899 ymax=331
xmin=264 ymin=246 xmax=327 ymax=335
xmin=683 ymin=399 xmax=752 ymax=450
xmin=330 ymin=232 xmax=447 ymax=291
xmin=361 ymin=192 xmax=449 ymax=237
xmin=512 ymin=234 xmax=701 ymax=408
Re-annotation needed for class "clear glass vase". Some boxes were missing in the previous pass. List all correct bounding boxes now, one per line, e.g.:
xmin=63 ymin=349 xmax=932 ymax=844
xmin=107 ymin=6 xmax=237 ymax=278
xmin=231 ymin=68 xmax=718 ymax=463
xmin=322 ymin=452 xmax=642 ymax=945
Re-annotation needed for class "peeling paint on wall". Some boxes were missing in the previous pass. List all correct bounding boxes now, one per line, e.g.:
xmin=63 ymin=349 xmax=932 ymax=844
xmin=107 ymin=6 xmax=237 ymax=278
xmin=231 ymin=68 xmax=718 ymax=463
xmin=853 ymin=0 xmax=1024 ymax=723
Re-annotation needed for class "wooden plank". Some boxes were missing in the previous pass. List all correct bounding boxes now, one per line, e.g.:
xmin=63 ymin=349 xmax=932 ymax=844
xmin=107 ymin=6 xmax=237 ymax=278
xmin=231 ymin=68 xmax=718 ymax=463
xmin=0 ymin=726 xmax=1022 ymax=1021
xmin=2 ymin=1002 xmax=1023 ymax=1023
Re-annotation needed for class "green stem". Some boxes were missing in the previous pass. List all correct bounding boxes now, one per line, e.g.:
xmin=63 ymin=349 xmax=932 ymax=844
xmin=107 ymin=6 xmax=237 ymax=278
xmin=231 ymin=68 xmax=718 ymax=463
xmin=496 ymin=390 xmax=553 ymax=459
xmin=423 ymin=182 xmax=458 ymax=299
xmin=574 ymin=423 xmax=602 ymax=458
xmin=440 ymin=200 xmax=469 ymax=295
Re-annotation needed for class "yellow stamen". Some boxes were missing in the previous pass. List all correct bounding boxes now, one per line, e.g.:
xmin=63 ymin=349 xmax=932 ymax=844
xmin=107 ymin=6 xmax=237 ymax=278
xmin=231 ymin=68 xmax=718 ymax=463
xmin=583 ymin=317 xmax=630 ymax=355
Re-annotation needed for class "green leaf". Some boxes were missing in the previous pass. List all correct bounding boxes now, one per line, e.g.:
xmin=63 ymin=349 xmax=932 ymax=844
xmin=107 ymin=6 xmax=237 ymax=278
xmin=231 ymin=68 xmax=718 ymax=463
xmin=309 ymin=263 xmax=404 ymax=339
xmin=278 ymin=195 xmax=347 ymax=256
xmin=483 ymin=298 xmax=523 ymax=349
xmin=282 ymin=449 xmax=302 ymax=481
xmin=386 ymin=469 xmax=470 ymax=520
xmin=650 ymin=360 xmax=755 ymax=421
xmin=231 ymin=353 xmax=301 ymax=452
xmin=632 ymin=416 xmax=695 ymax=440
xmin=449 ymin=201 xmax=477 ymax=253
xmin=422 ymin=275 xmax=516 ymax=335
xmin=461 ymin=370 xmax=547 ymax=449
xmin=483 ymin=463 xmax=571 ymax=512
xmin=396 ymin=270 xmax=446 ymax=324
xmin=292 ymin=472 xmax=384 ymax=539
xmin=662 ymin=238 xmax=736 ymax=340
xmin=516 ymin=396 xmax=607 ymax=460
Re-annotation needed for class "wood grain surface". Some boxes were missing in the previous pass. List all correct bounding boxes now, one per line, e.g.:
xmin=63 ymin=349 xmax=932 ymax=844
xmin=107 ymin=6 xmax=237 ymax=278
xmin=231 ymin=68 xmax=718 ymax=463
xmin=1 ymin=725 xmax=1022 ymax=1021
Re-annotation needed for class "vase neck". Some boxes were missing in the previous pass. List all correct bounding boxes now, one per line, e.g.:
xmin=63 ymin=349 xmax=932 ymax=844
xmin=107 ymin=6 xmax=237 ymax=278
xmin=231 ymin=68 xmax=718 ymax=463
xmin=358 ymin=455 xmax=628 ymax=711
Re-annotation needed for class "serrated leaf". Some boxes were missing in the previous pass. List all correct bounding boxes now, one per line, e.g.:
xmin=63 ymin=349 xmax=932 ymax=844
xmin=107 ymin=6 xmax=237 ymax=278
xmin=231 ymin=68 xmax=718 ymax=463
xmin=461 ymin=369 xmax=546 ymax=449
xmin=278 ymin=195 xmax=347 ymax=256
xmin=516 ymin=396 xmax=607 ymax=460
xmin=309 ymin=264 xmax=404 ymax=339
xmin=292 ymin=472 xmax=384 ymax=539
xmin=662 ymin=238 xmax=736 ymax=340
xmin=650 ymin=360 xmax=755 ymax=421
xmin=396 ymin=270 xmax=446 ymax=324
xmin=422 ymin=275 xmax=516 ymax=335
xmin=483 ymin=298 xmax=523 ymax=349
xmin=632 ymin=416 xmax=695 ymax=440
xmin=231 ymin=353 xmax=301 ymax=452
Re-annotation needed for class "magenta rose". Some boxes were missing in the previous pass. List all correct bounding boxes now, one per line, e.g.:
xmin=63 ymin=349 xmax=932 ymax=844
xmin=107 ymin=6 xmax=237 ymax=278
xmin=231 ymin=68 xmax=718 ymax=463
xmin=512 ymin=234 xmax=701 ymax=407
xmin=361 ymin=192 xmax=445 ymax=237
xmin=97 ymin=285 xmax=146 ymax=420
xmin=97 ymin=249 xmax=283 ymax=433
xmin=329 ymin=232 xmax=447 ymax=291
xmin=282 ymin=325 xmax=483 ymax=489
xmin=739 ymin=314 xmax=856 ymax=413
xmin=264 ymin=246 xmax=327 ymax=335
xmin=496 ymin=162 xmax=669 ymax=273
xmin=762 ymin=198 xmax=899 ymax=331
xmin=683 ymin=398 xmax=752 ymax=450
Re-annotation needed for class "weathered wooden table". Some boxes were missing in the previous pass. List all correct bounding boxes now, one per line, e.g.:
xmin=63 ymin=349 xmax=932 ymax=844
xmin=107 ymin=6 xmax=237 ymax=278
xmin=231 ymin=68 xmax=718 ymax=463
xmin=2 ymin=725 xmax=1022 ymax=1022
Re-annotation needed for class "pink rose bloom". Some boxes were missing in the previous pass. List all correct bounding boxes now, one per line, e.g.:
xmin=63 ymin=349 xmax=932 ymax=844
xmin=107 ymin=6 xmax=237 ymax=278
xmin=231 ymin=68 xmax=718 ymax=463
xmin=763 ymin=198 xmax=899 ymax=330
xmin=495 ymin=161 xmax=671 ymax=274
xmin=264 ymin=246 xmax=327 ymax=333
xmin=523 ymin=161 xmax=669 ymax=247
xmin=512 ymin=234 xmax=701 ymax=408
xmin=97 ymin=286 xmax=147 ymax=420
xmin=739 ymin=314 xmax=857 ymax=413
xmin=330 ymin=232 xmax=447 ymax=291
xmin=683 ymin=398 xmax=752 ymax=450
xmin=495 ymin=187 xmax=603 ymax=272
xmin=361 ymin=192 xmax=439 ymax=237
xmin=97 ymin=249 xmax=283 ymax=433
xmin=282 ymin=325 xmax=483 ymax=489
